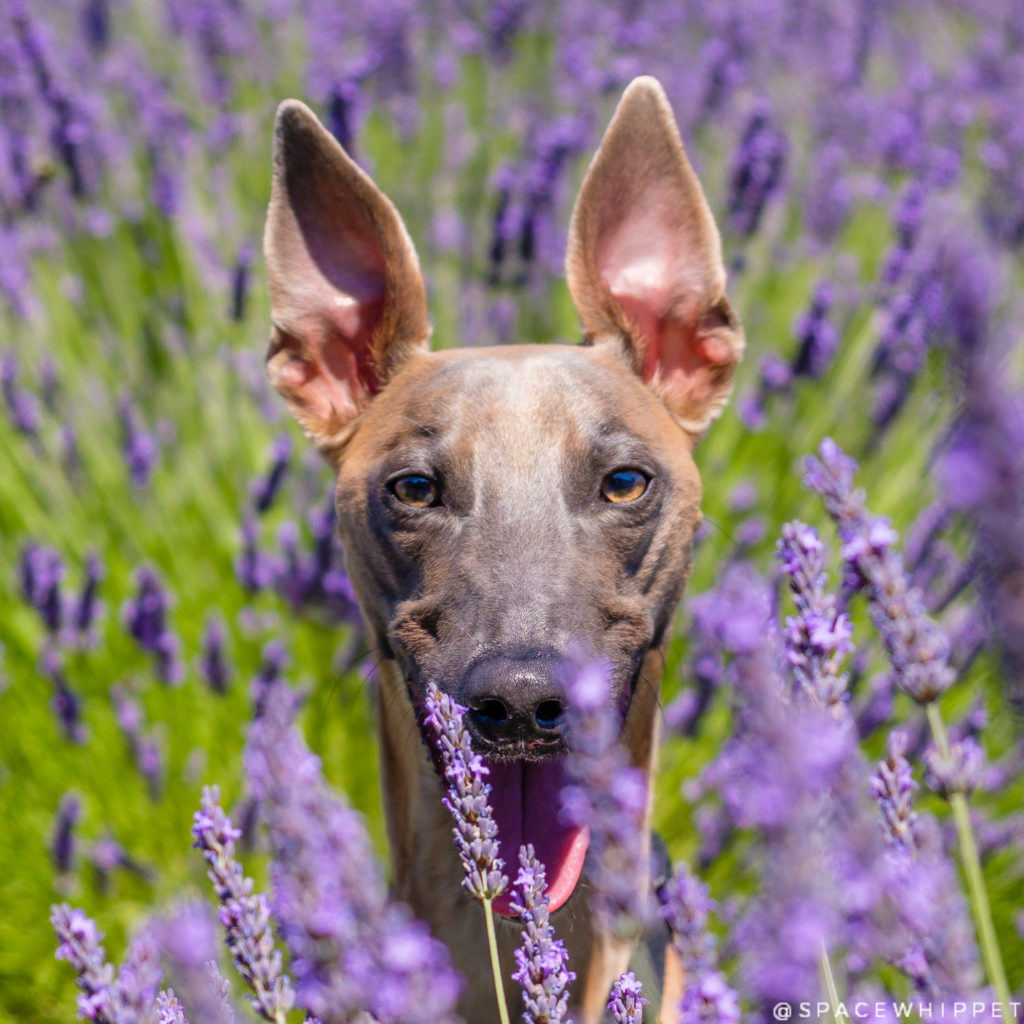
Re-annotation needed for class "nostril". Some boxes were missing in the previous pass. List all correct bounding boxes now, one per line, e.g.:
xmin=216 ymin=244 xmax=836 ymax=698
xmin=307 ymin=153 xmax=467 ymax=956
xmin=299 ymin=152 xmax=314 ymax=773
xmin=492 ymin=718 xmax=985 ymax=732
xmin=472 ymin=698 xmax=510 ymax=727
xmin=534 ymin=699 xmax=564 ymax=730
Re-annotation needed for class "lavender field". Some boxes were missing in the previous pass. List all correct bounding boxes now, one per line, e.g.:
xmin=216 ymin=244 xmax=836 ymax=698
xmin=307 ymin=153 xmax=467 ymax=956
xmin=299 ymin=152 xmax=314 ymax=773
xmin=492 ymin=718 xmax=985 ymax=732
xmin=1 ymin=0 xmax=1023 ymax=1021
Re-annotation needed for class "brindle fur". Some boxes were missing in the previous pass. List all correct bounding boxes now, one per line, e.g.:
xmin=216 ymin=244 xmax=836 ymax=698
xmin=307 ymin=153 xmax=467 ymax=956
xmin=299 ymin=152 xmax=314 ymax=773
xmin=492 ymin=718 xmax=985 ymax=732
xmin=262 ymin=77 xmax=743 ymax=1023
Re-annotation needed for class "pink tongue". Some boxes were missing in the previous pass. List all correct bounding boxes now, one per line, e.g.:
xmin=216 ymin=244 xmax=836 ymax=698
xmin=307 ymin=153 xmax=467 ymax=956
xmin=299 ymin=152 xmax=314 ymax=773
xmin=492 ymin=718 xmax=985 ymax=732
xmin=486 ymin=758 xmax=590 ymax=917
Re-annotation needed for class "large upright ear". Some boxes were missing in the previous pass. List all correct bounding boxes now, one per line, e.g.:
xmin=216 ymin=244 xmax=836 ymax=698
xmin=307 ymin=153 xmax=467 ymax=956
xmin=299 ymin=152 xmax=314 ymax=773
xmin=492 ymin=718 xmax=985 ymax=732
xmin=263 ymin=100 xmax=430 ymax=457
xmin=566 ymin=77 xmax=744 ymax=436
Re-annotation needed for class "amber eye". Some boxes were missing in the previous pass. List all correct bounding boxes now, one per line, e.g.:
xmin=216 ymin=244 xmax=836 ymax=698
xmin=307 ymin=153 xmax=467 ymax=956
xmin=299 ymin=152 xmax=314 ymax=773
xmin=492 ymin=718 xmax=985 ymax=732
xmin=601 ymin=468 xmax=649 ymax=503
xmin=391 ymin=475 xmax=438 ymax=508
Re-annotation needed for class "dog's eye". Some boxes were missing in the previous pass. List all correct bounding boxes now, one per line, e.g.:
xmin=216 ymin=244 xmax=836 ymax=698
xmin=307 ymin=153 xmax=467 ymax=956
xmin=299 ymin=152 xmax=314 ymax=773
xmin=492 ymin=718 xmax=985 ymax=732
xmin=601 ymin=468 xmax=649 ymax=503
xmin=391 ymin=475 xmax=438 ymax=508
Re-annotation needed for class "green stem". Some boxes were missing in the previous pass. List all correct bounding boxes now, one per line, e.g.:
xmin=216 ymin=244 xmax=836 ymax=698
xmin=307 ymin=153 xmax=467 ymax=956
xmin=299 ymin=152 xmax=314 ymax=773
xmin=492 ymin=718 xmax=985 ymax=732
xmin=819 ymin=940 xmax=842 ymax=1024
xmin=483 ymin=897 xmax=512 ymax=1024
xmin=925 ymin=702 xmax=1012 ymax=1019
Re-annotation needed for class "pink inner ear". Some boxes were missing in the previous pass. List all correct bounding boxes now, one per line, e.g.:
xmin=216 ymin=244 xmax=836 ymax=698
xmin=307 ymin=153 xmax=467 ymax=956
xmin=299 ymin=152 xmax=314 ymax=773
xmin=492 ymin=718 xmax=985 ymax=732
xmin=598 ymin=193 xmax=730 ymax=407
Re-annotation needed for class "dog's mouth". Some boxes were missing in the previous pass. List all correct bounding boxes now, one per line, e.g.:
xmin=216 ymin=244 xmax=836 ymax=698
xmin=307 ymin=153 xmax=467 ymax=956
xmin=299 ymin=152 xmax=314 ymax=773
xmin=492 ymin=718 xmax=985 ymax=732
xmin=485 ymin=756 xmax=589 ymax=917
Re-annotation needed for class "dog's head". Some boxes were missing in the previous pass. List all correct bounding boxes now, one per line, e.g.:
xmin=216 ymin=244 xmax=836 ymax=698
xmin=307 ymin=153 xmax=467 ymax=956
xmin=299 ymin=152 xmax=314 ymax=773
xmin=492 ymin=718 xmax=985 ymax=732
xmin=262 ymin=77 xmax=742 ymax=912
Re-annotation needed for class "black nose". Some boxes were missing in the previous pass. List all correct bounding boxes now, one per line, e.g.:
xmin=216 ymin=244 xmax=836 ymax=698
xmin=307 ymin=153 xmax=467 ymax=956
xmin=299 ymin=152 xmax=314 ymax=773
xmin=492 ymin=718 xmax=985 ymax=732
xmin=461 ymin=655 xmax=566 ymax=748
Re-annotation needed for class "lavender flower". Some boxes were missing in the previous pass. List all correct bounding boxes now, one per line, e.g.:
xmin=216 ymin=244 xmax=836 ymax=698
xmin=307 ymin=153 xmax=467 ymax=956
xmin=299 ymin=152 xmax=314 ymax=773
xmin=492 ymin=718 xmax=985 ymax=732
xmin=118 ymin=396 xmax=159 ymax=488
xmin=250 ymin=435 xmax=292 ymax=514
xmin=191 ymin=787 xmax=294 ymax=1023
xmin=156 ymin=991 xmax=190 ymax=1024
xmin=20 ymin=541 xmax=64 ymax=632
xmin=870 ymin=731 xmax=918 ymax=851
xmin=1 ymin=349 xmax=41 ymax=435
xmin=74 ymin=552 xmax=103 ymax=640
xmin=41 ymin=648 xmax=86 ymax=744
xmin=236 ymin=519 xmax=279 ymax=593
xmin=423 ymin=680 xmax=508 ymax=902
xmin=559 ymin=657 xmax=649 ymax=935
xmin=607 ymin=972 xmax=647 ymax=1024
xmin=660 ymin=864 xmax=739 ymax=1024
xmin=804 ymin=438 xmax=955 ymax=704
xmin=510 ymin=844 xmax=575 ymax=1024
xmin=199 ymin=616 xmax=232 ymax=694
xmin=51 ymin=905 xmax=162 ymax=1024
xmin=111 ymin=684 xmax=164 ymax=799
xmin=776 ymin=520 xmax=854 ymax=715
xmin=726 ymin=100 xmax=787 ymax=238
xmin=52 ymin=905 xmax=116 ymax=1022
xmin=791 ymin=281 xmax=839 ymax=380
xmin=923 ymin=737 xmax=984 ymax=799
xmin=151 ymin=905 xmax=236 ymax=1024
xmin=122 ymin=566 xmax=184 ymax=685
xmin=246 ymin=676 xmax=460 ymax=1023
xmin=869 ymin=737 xmax=981 ymax=994
xmin=51 ymin=791 xmax=81 ymax=874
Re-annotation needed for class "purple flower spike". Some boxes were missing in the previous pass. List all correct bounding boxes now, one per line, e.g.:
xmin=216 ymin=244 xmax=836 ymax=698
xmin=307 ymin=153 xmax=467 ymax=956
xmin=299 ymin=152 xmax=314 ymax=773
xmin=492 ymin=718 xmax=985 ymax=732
xmin=52 ymin=905 xmax=116 ymax=1023
xmin=804 ymin=438 xmax=955 ymax=704
xmin=51 ymin=905 xmax=162 ymax=1024
xmin=118 ymin=396 xmax=159 ymax=488
xmin=156 ymin=991 xmax=190 ymax=1024
xmin=607 ymin=972 xmax=647 ymax=1024
xmin=74 ymin=552 xmax=103 ymax=640
xmin=560 ymin=657 xmax=649 ymax=935
xmin=923 ymin=737 xmax=984 ymax=799
xmin=661 ymin=864 xmax=740 ymax=1024
xmin=51 ymin=792 xmax=82 ymax=873
xmin=192 ymin=786 xmax=294 ymax=1023
xmin=511 ymin=844 xmax=575 ymax=1024
xmin=250 ymin=435 xmax=292 ymax=514
xmin=42 ymin=649 xmax=86 ymax=744
xmin=870 ymin=731 xmax=918 ymax=850
xmin=199 ymin=617 xmax=232 ymax=694
xmin=777 ymin=520 xmax=854 ymax=715
xmin=122 ymin=566 xmax=184 ymax=686
xmin=19 ymin=542 xmax=65 ymax=633
xmin=726 ymin=99 xmax=787 ymax=238
xmin=246 ymin=677 xmax=461 ymax=1024
xmin=424 ymin=680 xmax=508 ymax=902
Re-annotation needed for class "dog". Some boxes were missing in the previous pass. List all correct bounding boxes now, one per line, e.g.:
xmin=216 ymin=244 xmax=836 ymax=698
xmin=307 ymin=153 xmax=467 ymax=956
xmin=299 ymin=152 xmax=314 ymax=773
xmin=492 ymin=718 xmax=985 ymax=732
xmin=262 ymin=76 xmax=743 ymax=1023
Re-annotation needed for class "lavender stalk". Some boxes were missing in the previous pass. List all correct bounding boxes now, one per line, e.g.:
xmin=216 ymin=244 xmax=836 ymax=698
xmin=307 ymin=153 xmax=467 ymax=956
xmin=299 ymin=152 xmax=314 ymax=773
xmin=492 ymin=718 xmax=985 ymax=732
xmin=805 ymin=437 xmax=1010 ymax=1015
xmin=607 ymin=972 xmax=647 ymax=1024
xmin=511 ymin=844 xmax=575 ymax=1024
xmin=191 ymin=785 xmax=294 ymax=1023
xmin=424 ymin=681 xmax=510 ymax=1024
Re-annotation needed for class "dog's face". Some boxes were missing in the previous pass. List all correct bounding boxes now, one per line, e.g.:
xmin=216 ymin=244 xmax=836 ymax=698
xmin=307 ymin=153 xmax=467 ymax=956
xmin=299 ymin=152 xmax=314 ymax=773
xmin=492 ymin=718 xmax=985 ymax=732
xmin=262 ymin=78 xmax=742 ymax=914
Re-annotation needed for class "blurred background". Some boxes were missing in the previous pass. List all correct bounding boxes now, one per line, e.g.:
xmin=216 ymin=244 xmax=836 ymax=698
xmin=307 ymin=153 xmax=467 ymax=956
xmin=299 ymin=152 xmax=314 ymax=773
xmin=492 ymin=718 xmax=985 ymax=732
xmin=1 ymin=1 xmax=1022 ymax=1020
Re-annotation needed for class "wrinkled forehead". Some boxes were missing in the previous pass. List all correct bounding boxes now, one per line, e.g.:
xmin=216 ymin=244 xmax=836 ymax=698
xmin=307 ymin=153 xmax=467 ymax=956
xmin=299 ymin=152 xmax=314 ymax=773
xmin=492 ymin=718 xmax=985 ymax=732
xmin=344 ymin=344 xmax=687 ymax=475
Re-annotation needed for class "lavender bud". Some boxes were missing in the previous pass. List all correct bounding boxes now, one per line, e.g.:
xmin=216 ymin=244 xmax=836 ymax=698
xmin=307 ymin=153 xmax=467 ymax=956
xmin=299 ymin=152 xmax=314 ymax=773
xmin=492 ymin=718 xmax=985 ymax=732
xmin=199 ymin=616 xmax=232 ymax=694
xmin=250 ymin=435 xmax=291 ymax=515
xmin=870 ymin=731 xmax=918 ymax=850
xmin=51 ymin=905 xmax=116 ymax=1023
xmin=424 ymin=681 xmax=508 ymax=902
xmin=51 ymin=792 xmax=82 ymax=873
xmin=511 ymin=844 xmax=574 ymax=1024
xmin=726 ymin=100 xmax=787 ymax=237
xmin=776 ymin=520 xmax=854 ymax=715
xmin=804 ymin=438 xmax=955 ymax=704
xmin=246 ymin=677 xmax=461 ymax=1023
xmin=192 ymin=786 xmax=294 ymax=1022
xmin=41 ymin=648 xmax=86 ymax=744
xmin=156 ymin=991 xmax=190 ymax=1024
xmin=923 ymin=737 xmax=984 ymax=799
xmin=74 ymin=552 xmax=103 ymax=635
xmin=607 ymin=973 xmax=647 ymax=1024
